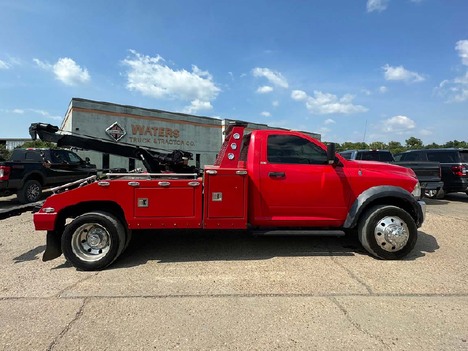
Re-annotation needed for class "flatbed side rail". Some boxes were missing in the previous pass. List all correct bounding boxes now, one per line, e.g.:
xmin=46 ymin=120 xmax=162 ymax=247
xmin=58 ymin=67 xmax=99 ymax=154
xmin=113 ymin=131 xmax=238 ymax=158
xmin=106 ymin=173 xmax=199 ymax=180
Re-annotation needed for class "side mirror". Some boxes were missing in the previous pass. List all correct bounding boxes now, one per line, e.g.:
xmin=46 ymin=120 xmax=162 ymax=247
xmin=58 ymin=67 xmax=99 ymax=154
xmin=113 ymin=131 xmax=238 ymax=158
xmin=327 ymin=143 xmax=336 ymax=165
xmin=85 ymin=157 xmax=90 ymax=163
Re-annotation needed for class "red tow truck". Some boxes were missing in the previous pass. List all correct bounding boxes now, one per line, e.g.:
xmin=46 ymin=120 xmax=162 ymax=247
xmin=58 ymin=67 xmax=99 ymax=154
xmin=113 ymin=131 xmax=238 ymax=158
xmin=31 ymin=121 xmax=425 ymax=270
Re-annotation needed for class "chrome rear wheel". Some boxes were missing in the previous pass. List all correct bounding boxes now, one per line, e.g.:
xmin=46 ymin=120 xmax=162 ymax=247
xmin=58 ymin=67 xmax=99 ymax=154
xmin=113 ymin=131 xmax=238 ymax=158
xmin=62 ymin=211 xmax=126 ymax=271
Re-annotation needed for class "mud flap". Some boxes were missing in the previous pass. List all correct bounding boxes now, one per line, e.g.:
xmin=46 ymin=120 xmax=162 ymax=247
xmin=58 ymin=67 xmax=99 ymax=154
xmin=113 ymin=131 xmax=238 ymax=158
xmin=43 ymin=230 xmax=62 ymax=261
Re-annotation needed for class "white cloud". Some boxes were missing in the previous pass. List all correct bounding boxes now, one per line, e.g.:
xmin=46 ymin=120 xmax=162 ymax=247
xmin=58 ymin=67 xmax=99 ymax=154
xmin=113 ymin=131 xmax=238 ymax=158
xmin=2 ymin=108 xmax=62 ymax=120
xmin=379 ymin=86 xmax=388 ymax=93
xmin=29 ymin=109 xmax=62 ymax=120
xmin=291 ymin=90 xmax=308 ymax=101
xmin=272 ymin=100 xmax=279 ymax=107
xmin=292 ymin=90 xmax=368 ymax=115
xmin=456 ymin=40 xmax=468 ymax=66
xmin=436 ymin=76 xmax=468 ymax=103
xmin=122 ymin=50 xmax=220 ymax=113
xmin=383 ymin=115 xmax=416 ymax=133
xmin=0 ymin=57 xmax=21 ymax=70
xmin=324 ymin=118 xmax=336 ymax=125
xmin=383 ymin=64 xmax=425 ymax=83
xmin=367 ymin=0 xmax=389 ymax=13
xmin=0 ymin=59 xmax=10 ymax=69
xmin=261 ymin=111 xmax=271 ymax=117
xmin=252 ymin=67 xmax=288 ymax=88
xmin=435 ymin=40 xmax=468 ymax=102
xmin=256 ymin=85 xmax=274 ymax=94
xmin=34 ymin=57 xmax=90 ymax=85
xmin=184 ymin=99 xmax=213 ymax=114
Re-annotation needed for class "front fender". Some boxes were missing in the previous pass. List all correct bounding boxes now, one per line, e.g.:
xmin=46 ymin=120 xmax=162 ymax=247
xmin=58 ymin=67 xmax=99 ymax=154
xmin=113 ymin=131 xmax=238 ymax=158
xmin=344 ymin=186 xmax=424 ymax=229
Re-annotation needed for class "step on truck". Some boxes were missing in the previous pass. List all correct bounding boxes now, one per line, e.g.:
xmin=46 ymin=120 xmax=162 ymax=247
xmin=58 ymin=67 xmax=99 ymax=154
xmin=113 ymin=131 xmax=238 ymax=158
xmin=32 ymin=121 xmax=426 ymax=270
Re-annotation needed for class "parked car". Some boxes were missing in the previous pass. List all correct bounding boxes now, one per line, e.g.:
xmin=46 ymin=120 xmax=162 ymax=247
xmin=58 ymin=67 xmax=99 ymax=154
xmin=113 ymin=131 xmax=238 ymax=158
xmin=339 ymin=150 xmax=395 ymax=162
xmin=0 ymin=148 xmax=97 ymax=203
xmin=395 ymin=149 xmax=468 ymax=198
xmin=339 ymin=149 xmax=443 ymax=198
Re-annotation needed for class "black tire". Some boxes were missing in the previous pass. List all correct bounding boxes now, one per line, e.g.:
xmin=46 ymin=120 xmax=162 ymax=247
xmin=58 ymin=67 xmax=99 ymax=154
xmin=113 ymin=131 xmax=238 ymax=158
xmin=17 ymin=179 xmax=42 ymax=203
xmin=61 ymin=211 xmax=126 ymax=271
xmin=358 ymin=205 xmax=417 ymax=260
xmin=124 ymin=229 xmax=133 ymax=251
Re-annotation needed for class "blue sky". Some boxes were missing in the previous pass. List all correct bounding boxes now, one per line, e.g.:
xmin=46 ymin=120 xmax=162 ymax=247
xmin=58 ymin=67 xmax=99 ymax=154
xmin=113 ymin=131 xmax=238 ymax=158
xmin=0 ymin=0 xmax=467 ymax=145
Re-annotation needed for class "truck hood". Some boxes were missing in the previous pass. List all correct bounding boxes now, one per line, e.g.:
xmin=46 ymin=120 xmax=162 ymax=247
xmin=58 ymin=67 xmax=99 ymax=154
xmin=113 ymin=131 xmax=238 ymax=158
xmin=353 ymin=160 xmax=417 ymax=179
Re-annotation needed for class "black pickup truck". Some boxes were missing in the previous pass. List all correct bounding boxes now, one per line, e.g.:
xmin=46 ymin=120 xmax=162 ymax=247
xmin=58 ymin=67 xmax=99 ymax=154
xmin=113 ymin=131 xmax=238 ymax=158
xmin=338 ymin=149 xmax=443 ymax=198
xmin=0 ymin=148 xmax=96 ymax=203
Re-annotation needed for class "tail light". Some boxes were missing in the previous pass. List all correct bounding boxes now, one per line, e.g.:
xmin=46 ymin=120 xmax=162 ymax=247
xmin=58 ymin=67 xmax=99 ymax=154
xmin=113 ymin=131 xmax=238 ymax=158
xmin=0 ymin=166 xmax=11 ymax=181
xmin=451 ymin=165 xmax=467 ymax=177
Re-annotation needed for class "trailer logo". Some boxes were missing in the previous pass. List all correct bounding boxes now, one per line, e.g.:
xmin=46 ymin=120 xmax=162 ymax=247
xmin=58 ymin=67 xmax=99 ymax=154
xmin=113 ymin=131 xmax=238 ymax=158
xmin=106 ymin=122 xmax=126 ymax=141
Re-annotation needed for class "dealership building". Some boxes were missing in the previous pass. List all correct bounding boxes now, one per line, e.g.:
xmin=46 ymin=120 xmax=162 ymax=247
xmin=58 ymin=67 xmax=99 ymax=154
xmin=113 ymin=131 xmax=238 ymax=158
xmin=17 ymin=98 xmax=321 ymax=170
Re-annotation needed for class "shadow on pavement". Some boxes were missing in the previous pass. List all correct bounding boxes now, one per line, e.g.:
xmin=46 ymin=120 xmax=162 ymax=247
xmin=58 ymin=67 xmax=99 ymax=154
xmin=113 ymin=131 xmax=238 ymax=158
xmin=424 ymin=192 xmax=468 ymax=206
xmin=405 ymin=231 xmax=440 ymax=260
xmin=15 ymin=229 xmax=438 ymax=269
xmin=110 ymin=229 xmax=438 ymax=269
xmin=13 ymin=245 xmax=46 ymax=263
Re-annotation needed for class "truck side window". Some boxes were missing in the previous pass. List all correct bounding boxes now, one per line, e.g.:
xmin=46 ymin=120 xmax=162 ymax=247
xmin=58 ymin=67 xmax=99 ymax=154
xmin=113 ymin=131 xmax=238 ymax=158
xmin=427 ymin=151 xmax=455 ymax=163
xmin=67 ymin=152 xmax=82 ymax=163
xmin=51 ymin=151 xmax=64 ymax=163
xmin=25 ymin=151 xmax=43 ymax=162
xmin=267 ymin=135 xmax=327 ymax=165
xmin=400 ymin=152 xmax=415 ymax=161
xmin=340 ymin=151 xmax=352 ymax=160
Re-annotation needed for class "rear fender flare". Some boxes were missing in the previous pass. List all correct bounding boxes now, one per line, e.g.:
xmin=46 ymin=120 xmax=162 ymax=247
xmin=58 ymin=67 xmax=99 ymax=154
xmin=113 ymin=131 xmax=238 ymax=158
xmin=343 ymin=186 xmax=422 ymax=229
xmin=21 ymin=171 xmax=45 ymax=187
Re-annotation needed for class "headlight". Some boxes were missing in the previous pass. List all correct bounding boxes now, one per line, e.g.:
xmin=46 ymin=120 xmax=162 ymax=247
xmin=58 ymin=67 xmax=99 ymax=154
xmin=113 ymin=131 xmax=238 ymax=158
xmin=412 ymin=182 xmax=421 ymax=199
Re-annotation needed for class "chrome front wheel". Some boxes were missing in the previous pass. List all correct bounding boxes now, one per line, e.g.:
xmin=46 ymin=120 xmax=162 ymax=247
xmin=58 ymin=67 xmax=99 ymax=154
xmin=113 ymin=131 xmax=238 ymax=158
xmin=358 ymin=205 xmax=417 ymax=260
xmin=71 ymin=223 xmax=112 ymax=262
xmin=373 ymin=215 xmax=409 ymax=252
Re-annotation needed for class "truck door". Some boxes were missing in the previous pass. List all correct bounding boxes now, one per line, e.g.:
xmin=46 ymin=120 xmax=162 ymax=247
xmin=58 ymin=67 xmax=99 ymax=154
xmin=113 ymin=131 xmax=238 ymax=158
xmin=48 ymin=150 xmax=90 ymax=184
xmin=257 ymin=133 xmax=350 ymax=227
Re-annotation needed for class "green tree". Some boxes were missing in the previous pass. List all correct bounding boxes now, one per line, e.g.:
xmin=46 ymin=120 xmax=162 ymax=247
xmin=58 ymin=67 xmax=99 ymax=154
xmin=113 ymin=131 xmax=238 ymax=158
xmin=405 ymin=137 xmax=423 ymax=150
xmin=337 ymin=142 xmax=370 ymax=152
xmin=425 ymin=142 xmax=440 ymax=149
xmin=0 ymin=144 xmax=11 ymax=160
xmin=444 ymin=140 xmax=468 ymax=148
xmin=387 ymin=141 xmax=405 ymax=155
xmin=17 ymin=140 xmax=57 ymax=149
xmin=369 ymin=141 xmax=387 ymax=150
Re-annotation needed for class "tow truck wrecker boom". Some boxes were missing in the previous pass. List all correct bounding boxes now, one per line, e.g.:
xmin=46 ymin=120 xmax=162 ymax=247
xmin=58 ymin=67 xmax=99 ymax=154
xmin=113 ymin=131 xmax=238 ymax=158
xmin=29 ymin=123 xmax=196 ymax=173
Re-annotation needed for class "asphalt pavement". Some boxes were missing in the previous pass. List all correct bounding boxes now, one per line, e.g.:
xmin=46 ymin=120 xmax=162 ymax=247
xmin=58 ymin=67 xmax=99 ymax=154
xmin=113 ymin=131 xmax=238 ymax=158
xmin=0 ymin=193 xmax=467 ymax=350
